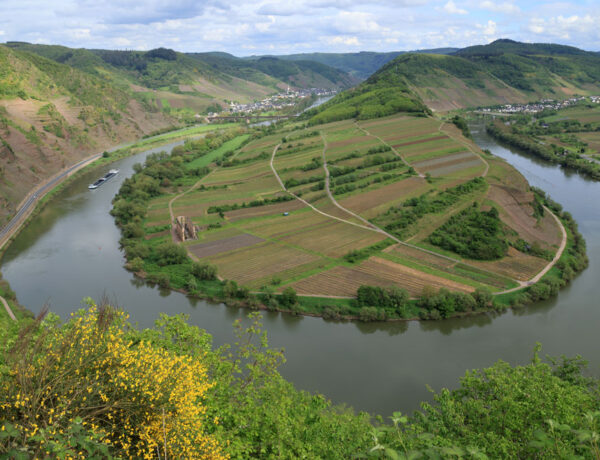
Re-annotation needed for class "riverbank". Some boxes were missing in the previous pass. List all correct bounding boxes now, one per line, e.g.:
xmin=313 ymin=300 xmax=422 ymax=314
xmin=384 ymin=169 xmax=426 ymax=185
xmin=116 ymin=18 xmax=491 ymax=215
xmin=486 ymin=120 xmax=600 ymax=181
xmin=0 ymin=123 xmax=239 ymax=256
xmin=111 ymin=121 xmax=585 ymax=323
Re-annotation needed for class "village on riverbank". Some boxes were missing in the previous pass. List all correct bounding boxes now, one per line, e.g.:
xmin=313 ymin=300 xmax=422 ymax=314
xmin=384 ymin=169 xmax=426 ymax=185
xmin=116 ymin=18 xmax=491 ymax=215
xmin=476 ymin=95 xmax=600 ymax=115
xmin=207 ymin=87 xmax=337 ymax=118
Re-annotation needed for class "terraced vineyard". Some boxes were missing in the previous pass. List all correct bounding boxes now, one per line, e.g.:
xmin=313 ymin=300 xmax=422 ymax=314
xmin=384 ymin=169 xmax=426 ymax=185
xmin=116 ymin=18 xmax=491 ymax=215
xmin=143 ymin=113 xmax=564 ymax=300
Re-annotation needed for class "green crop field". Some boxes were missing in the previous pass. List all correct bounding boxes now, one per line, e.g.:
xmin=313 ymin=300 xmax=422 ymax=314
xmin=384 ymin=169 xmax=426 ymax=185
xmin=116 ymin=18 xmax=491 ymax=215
xmin=129 ymin=112 xmax=560 ymax=302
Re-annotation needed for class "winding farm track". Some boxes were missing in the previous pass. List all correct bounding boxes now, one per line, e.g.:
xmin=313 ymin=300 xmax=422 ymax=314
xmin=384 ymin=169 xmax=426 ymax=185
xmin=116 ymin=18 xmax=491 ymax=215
xmin=354 ymin=122 xmax=426 ymax=178
xmin=167 ymin=123 xmax=568 ymax=298
xmin=495 ymin=205 xmax=568 ymax=294
xmin=1 ymin=295 xmax=16 ymax=321
xmin=269 ymin=144 xmax=377 ymax=233
xmin=271 ymin=135 xmax=519 ymax=287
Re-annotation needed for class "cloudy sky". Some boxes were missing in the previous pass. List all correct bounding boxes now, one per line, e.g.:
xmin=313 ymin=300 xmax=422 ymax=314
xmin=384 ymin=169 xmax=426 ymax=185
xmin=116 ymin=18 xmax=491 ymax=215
xmin=1 ymin=0 xmax=599 ymax=55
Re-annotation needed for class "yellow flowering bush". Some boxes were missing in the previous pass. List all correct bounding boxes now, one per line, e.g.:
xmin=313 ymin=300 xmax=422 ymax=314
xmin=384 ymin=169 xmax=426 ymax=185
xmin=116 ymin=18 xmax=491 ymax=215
xmin=0 ymin=300 xmax=227 ymax=459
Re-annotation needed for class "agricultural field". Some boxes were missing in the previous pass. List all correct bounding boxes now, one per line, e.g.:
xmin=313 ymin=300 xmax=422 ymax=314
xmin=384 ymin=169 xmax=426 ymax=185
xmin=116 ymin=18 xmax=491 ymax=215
xmin=528 ymin=104 xmax=600 ymax=158
xmin=143 ymin=112 xmax=562 ymax=301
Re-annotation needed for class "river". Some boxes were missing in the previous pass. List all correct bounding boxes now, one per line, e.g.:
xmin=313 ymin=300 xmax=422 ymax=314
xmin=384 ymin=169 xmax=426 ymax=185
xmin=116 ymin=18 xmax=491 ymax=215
xmin=1 ymin=120 xmax=599 ymax=417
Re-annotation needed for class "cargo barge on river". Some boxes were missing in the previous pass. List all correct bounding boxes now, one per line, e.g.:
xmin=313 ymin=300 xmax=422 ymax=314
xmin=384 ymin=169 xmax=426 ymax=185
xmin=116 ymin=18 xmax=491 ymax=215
xmin=88 ymin=169 xmax=119 ymax=189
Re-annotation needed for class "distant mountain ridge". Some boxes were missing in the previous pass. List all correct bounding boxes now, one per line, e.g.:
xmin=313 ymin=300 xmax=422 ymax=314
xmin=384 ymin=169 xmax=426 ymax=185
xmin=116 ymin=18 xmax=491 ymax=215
xmin=4 ymin=43 xmax=356 ymax=114
xmin=188 ymin=52 xmax=358 ymax=89
xmin=249 ymin=48 xmax=459 ymax=80
xmin=305 ymin=39 xmax=600 ymax=121
xmin=0 ymin=42 xmax=357 ymax=226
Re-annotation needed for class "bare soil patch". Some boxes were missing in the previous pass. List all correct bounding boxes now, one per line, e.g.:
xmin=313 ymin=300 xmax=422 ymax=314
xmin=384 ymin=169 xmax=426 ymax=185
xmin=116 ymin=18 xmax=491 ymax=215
xmin=339 ymin=177 xmax=427 ymax=214
xmin=225 ymin=200 xmax=306 ymax=222
xmin=429 ymin=159 xmax=484 ymax=177
xmin=189 ymin=233 xmax=264 ymax=258
xmin=487 ymin=185 xmax=562 ymax=248
xmin=392 ymin=135 xmax=448 ymax=148
xmin=470 ymin=247 xmax=548 ymax=281
xmin=292 ymin=255 xmax=473 ymax=297
xmin=412 ymin=151 xmax=474 ymax=170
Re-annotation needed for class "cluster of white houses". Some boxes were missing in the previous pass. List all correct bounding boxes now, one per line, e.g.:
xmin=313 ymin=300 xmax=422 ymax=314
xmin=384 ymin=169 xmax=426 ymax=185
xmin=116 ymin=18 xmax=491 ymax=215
xmin=478 ymin=95 xmax=600 ymax=115
xmin=220 ymin=88 xmax=336 ymax=115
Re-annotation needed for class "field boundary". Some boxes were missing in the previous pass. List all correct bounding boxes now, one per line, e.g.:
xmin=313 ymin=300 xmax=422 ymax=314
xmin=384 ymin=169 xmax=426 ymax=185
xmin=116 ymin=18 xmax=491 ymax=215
xmin=314 ymin=124 xmax=510 ymax=283
xmin=355 ymin=121 xmax=425 ymax=178
xmin=495 ymin=205 xmax=567 ymax=295
xmin=269 ymin=143 xmax=377 ymax=232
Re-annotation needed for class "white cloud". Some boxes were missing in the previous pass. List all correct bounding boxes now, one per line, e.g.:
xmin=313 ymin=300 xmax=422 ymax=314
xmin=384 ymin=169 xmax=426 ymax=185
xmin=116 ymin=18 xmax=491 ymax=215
xmin=0 ymin=0 xmax=598 ymax=55
xmin=257 ymin=3 xmax=302 ymax=16
xmin=326 ymin=35 xmax=361 ymax=46
xmin=480 ymin=1 xmax=519 ymax=15
xmin=67 ymin=28 xmax=91 ymax=40
xmin=527 ymin=14 xmax=598 ymax=42
xmin=113 ymin=37 xmax=132 ymax=46
xmin=442 ymin=1 xmax=467 ymax=15
xmin=477 ymin=20 xmax=497 ymax=37
xmin=334 ymin=11 xmax=384 ymax=34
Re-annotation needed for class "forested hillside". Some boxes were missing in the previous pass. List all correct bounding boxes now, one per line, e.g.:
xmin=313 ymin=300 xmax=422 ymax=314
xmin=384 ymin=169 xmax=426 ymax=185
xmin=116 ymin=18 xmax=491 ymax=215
xmin=4 ymin=43 xmax=356 ymax=119
xmin=190 ymin=52 xmax=358 ymax=89
xmin=0 ymin=44 xmax=172 ymax=226
xmin=305 ymin=60 xmax=429 ymax=125
xmin=254 ymin=48 xmax=459 ymax=80
xmin=376 ymin=39 xmax=600 ymax=111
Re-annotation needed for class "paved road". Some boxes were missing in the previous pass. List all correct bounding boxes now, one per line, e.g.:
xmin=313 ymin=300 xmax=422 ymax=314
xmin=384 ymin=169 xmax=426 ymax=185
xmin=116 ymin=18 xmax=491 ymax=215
xmin=0 ymin=295 xmax=16 ymax=321
xmin=0 ymin=124 xmax=214 ymax=249
xmin=0 ymin=153 xmax=102 ymax=244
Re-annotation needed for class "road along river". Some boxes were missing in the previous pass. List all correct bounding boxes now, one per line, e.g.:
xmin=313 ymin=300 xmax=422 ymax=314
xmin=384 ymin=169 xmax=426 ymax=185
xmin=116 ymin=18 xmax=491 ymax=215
xmin=1 ymin=120 xmax=600 ymax=417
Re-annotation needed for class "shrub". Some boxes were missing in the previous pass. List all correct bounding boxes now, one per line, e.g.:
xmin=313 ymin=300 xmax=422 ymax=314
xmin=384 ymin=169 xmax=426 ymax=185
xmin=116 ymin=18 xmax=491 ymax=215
xmin=279 ymin=287 xmax=298 ymax=308
xmin=191 ymin=262 xmax=217 ymax=281
xmin=154 ymin=242 xmax=188 ymax=266
xmin=0 ymin=303 xmax=226 ymax=459
xmin=358 ymin=306 xmax=385 ymax=322
xmin=127 ymin=257 xmax=144 ymax=272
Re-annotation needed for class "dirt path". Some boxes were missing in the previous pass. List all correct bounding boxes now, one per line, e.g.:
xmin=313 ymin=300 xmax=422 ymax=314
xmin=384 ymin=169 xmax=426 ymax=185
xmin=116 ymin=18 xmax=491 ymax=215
xmin=1 ymin=295 xmax=16 ymax=321
xmin=272 ymin=135 xmax=514 ymax=285
xmin=495 ymin=206 xmax=568 ymax=295
xmin=319 ymin=133 xmax=380 ymax=230
xmin=168 ymin=167 xmax=219 ymax=224
xmin=355 ymin=121 xmax=426 ymax=178
xmin=269 ymin=143 xmax=377 ymax=233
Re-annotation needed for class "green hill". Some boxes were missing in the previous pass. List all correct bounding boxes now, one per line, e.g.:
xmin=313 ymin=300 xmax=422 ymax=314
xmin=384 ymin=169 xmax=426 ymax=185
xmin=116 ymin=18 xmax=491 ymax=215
xmin=379 ymin=39 xmax=600 ymax=111
xmin=305 ymin=55 xmax=430 ymax=125
xmin=0 ymin=44 xmax=173 ymax=226
xmin=4 ymin=43 xmax=357 ymax=120
xmin=190 ymin=52 xmax=358 ymax=89
xmin=252 ymin=48 xmax=458 ymax=80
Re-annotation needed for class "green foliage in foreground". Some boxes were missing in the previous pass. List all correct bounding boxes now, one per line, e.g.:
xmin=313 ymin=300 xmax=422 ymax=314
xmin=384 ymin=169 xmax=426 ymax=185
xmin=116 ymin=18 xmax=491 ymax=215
xmin=1 ymin=306 xmax=600 ymax=459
